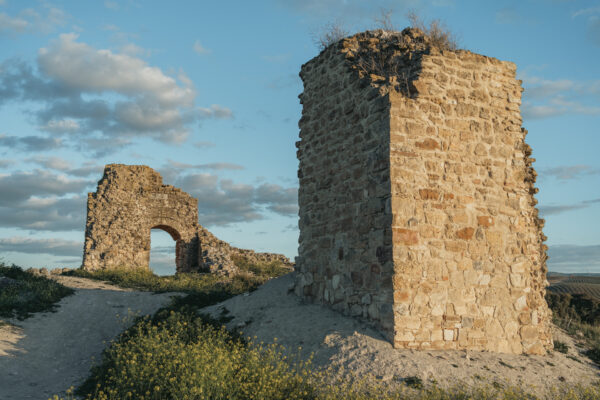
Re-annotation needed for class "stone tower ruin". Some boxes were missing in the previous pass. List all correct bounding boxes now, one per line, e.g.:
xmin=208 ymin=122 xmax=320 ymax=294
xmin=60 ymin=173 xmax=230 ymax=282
xmin=294 ymin=29 xmax=552 ymax=354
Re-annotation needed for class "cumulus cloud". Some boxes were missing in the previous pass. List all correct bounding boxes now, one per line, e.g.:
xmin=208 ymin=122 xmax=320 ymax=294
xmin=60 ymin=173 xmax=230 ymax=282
xmin=27 ymin=155 xmax=71 ymax=171
xmin=548 ymin=244 xmax=600 ymax=272
xmin=0 ymin=237 xmax=82 ymax=257
xmin=0 ymin=169 xmax=90 ymax=206
xmin=26 ymin=156 xmax=104 ymax=177
xmin=38 ymin=33 xmax=194 ymax=106
xmin=0 ymin=169 xmax=90 ymax=232
xmin=0 ymin=134 xmax=63 ymax=152
xmin=0 ymin=195 xmax=86 ymax=231
xmin=0 ymin=34 xmax=233 ymax=151
xmin=164 ymin=172 xmax=298 ymax=226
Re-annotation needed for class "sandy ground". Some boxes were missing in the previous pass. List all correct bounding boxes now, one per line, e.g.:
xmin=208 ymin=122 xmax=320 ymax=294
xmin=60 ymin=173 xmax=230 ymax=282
xmin=0 ymin=276 xmax=181 ymax=400
xmin=202 ymin=273 xmax=600 ymax=396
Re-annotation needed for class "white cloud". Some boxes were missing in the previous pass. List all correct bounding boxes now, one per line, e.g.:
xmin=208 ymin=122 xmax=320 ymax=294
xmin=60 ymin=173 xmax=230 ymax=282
xmin=0 ymin=34 xmax=233 ymax=150
xmin=0 ymin=237 xmax=82 ymax=257
xmin=27 ymin=156 xmax=71 ymax=171
xmin=0 ymin=169 xmax=89 ymax=232
xmin=38 ymin=33 xmax=195 ymax=107
xmin=158 ymin=171 xmax=299 ymax=226
xmin=521 ymin=74 xmax=600 ymax=119
xmin=0 ymin=5 xmax=67 ymax=36
xmin=0 ymin=195 xmax=86 ymax=231
xmin=42 ymin=119 xmax=80 ymax=133
xmin=26 ymin=156 xmax=103 ymax=177
xmin=0 ymin=12 xmax=29 ymax=34
xmin=197 ymin=104 xmax=233 ymax=119
xmin=193 ymin=40 xmax=211 ymax=55
xmin=0 ymin=169 xmax=90 ymax=206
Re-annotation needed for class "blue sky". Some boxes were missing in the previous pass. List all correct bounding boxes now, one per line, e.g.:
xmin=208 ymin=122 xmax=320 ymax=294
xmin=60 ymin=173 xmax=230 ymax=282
xmin=0 ymin=0 xmax=598 ymax=275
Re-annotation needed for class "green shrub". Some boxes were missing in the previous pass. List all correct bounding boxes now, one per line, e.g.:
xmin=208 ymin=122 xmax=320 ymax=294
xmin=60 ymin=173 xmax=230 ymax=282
xmin=546 ymin=291 xmax=600 ymax=326
xmin=76 ymin=310 xmax=315 ymax=400
xmin=554 ymin=340 xmax=569 ymax=354
xmin=0 ymin=263 xmax=74 ymax=319
xmin=406 ymin=12 xmax=458 ymax=51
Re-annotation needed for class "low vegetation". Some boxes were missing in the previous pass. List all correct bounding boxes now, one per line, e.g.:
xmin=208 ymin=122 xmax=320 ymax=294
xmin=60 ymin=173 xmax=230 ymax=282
xmin=314 ymin=11 xmax=458 ymax=52
xmin=0 ymin=262 xmax=74 ymax=320
xmin=547 ymin=290 xmax=600 ymax=365
xmin=230 ymin=256 xmax=291 ymax=280
xmin=405 ymin=11 xmax=458 ymax=51
xmin=43 ymin=264 xmax=600 ymax=399
xmin=546 ymin=291 xmax=600 ymax=326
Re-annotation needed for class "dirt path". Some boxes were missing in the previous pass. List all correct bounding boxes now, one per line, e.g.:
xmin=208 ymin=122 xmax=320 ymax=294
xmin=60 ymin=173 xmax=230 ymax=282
xmin=0 ymin=276 xmax=181 ymax=400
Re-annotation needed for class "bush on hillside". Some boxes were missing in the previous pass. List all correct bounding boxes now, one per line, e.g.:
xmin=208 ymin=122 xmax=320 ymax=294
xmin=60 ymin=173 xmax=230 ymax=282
xmin=0 ymin=263 xmax=74 ymax=319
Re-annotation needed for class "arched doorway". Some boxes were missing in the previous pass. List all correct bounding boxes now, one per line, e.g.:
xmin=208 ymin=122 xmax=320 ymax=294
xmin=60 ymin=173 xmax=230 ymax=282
xmin=82 ymin=165 xmax=201 ymax=273
xmin=149 ymin=225 xmax=180 ymax=276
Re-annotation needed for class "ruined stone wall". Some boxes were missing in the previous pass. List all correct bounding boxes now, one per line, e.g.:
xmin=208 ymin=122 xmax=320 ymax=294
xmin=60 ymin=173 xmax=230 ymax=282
xmin=295 ymin=29 xmax=552 ymax=354
xmin=82 ymin=164 xmax=293 ymax=275
xmin=82 ymin=164 xmax=200 ymax=272
xmin=293 ymin=39 xmax=396 ymax=337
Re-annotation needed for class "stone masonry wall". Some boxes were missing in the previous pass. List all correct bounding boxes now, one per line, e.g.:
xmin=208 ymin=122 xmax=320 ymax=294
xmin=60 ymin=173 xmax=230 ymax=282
xmin=82 ymin=164 xmax=200 ymax=272
xmin=82 ymin=164 xmax=293 ymax=274
xmin=294 ymin=29 xmax=552 ymax=354
xmin=293 ymin=37 xmax=396 ymax=338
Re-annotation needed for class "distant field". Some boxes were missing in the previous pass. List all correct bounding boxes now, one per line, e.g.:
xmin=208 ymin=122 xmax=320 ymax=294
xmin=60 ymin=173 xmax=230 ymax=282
xmin=548 ymin=275 xmax=600 ymax=300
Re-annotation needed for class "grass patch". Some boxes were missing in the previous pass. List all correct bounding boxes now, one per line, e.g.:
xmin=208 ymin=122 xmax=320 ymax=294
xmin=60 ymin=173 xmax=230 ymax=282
xmin=554 ymin=341 xmax=569 ymax=354
xmin=0 ymin=263 xmax=74 ymax=320
xmin=66 ymin=256 xmax=291 ymax=296
xmin=231 ymin=255 xmax=292 ymax=280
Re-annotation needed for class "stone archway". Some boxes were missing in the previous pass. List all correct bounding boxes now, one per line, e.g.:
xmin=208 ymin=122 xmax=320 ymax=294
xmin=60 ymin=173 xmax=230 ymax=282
xmin=82 ymin=164 xmax=199 ymax=273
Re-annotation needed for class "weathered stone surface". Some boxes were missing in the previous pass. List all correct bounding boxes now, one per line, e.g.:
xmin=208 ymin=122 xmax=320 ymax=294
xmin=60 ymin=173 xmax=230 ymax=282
xmin=294 ymin=28 xmax=552 ymax=354
xmin=82 ymin=164 xmax=293 ymax=275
